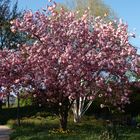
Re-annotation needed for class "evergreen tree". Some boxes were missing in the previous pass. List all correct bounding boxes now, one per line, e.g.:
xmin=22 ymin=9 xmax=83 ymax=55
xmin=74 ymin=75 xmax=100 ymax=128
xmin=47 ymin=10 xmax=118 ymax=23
xmin=0 ymin=0 xmax=25 ymax=49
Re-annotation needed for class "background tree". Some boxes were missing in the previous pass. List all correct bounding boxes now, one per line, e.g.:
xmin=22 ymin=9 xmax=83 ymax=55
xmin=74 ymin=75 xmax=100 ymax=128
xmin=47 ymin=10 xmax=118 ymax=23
xmin=62 ymin=0 xmax=116 ymax=19
xmin=0 ymin=0 xmax=26 ymax=49
xmin=0 ymin=0 xmax=28 ymax=108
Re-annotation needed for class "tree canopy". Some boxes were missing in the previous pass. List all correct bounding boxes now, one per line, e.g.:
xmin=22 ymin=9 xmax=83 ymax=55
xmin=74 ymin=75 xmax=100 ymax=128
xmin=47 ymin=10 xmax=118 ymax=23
xmin=0 ymin=0 xmax=139 ymax=130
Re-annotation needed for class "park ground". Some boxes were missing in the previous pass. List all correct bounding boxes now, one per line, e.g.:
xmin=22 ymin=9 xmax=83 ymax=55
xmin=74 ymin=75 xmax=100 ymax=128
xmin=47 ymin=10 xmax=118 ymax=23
xmin=0 ymin=125 xmax=12 ymax=140
xmin=0 ymin=106 xmax=140 ymax=140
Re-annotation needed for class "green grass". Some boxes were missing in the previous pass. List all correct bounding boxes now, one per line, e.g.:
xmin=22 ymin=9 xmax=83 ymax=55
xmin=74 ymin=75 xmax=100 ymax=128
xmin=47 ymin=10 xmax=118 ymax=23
xmin=7 ymin=114 xmax=140 ymax=140
xmin=1 ymin=105 xmax=140 ymax=140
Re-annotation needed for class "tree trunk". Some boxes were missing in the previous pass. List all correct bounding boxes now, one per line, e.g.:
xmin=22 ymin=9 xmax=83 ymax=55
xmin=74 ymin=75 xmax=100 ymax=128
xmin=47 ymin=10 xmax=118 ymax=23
xmin=73 ymin=99 xmax=82 ymax=123
xmin=60 ymin=109 xmax=68 ymax=131
xmin=72 ymin=97 xmax=93 ymax=123
xmin=73 ymin=113 xmax=81 ymax=123
xmin=7 ymin=93 xmax=10 ymax=108
xmin=17 ymin=92 xmax=20 ymax=126
xmin=0 ymin=99 xmax=2 ymax=110
xmin=59 ymin=98 xmax=70 ymax=131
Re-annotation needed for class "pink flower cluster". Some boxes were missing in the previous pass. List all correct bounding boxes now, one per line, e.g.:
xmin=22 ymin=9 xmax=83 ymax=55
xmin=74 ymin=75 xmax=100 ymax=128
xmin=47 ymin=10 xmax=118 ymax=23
xmin=0 ymin=0 xmax=139 ymax=108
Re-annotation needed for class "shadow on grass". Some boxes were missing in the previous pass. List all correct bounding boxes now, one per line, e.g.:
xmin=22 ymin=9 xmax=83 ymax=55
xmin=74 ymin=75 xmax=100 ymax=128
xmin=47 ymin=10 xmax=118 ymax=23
xmin=7 ymin=115 xmax=140 ymax=140
xmin=0 ymin=105 xmax=56 ymax=124
xmin=1 ymin=104 xmax=140 ymax=140
xmin=9 ymin=116 xmax=105 ymax=140
xmin=116 ymin=126 xmax=140 ymax=140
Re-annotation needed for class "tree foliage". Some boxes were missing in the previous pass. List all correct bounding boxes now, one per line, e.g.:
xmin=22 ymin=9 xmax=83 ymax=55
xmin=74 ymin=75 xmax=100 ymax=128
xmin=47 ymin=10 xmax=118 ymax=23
xmin=63 ymin=0 xmax=116 ymax=19
xmin=0 ymin=0 xmax=25 ymax=49
xmin=59 ymin=0 xmax=117 ymax=123
xmin=0 ymin=0 xmax=139 ymax=130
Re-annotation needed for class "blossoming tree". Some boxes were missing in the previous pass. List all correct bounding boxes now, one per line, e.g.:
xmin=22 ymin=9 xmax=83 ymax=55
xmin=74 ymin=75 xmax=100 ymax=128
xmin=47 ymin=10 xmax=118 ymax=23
xmin=0 ymin=0 xmax=139 ymax=130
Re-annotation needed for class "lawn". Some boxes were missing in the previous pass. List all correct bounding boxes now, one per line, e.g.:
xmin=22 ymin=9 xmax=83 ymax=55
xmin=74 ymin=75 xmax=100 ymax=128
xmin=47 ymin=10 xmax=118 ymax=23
xmin=7 ymin=112 xmax=140 ymax=140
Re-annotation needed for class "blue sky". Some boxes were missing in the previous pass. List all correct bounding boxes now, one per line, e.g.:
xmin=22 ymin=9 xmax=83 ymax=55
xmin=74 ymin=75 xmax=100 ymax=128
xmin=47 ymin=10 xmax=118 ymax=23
xmin=104 ymin=0 xmax=140 ymax=54
xmin=12 ymin=0 xmax=140 ymax=53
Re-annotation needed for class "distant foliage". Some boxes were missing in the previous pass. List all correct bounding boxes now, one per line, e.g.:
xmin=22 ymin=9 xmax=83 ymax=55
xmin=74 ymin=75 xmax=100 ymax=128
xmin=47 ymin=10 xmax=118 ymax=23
xmin=62 ymin=0 xmax=116 ymax=19
xmin=0 ymin=0 xmax=26 ymax=49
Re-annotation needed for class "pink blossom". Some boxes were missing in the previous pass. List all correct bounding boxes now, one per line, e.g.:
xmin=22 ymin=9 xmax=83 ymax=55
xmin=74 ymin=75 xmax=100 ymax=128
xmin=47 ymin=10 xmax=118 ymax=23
xmin=1 ymin=1 xmax=139 ymax=112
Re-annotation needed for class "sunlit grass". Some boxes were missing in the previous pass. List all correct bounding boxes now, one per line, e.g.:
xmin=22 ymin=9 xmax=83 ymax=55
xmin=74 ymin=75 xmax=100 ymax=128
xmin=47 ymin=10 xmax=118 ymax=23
xmin=8 ymin=113 xmax=140 ymax=140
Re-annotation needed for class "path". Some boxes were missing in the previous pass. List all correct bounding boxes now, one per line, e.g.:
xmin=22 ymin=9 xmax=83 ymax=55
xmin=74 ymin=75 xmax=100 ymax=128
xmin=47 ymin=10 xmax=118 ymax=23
xmin=0 ymin=125 xmax=12 ymax=140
